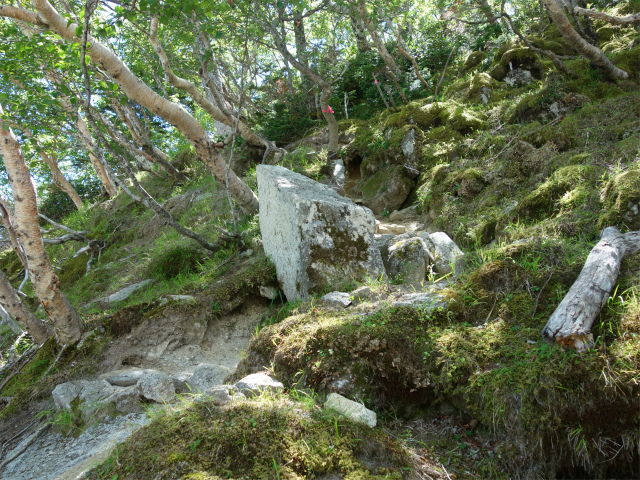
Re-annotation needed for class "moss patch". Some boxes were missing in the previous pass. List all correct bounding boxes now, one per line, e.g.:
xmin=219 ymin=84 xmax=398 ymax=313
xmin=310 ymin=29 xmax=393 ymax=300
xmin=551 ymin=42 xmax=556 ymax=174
xmin=600 ymin=168 xmax=640 ymax=230
xmin=90 ymin=396 xmax=409 ymax=480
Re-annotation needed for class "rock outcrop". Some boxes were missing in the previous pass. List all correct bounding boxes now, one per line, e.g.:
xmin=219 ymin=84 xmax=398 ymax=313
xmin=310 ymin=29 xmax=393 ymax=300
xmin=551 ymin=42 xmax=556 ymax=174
xmin=258 ymin=165 xmax=385 ymax=301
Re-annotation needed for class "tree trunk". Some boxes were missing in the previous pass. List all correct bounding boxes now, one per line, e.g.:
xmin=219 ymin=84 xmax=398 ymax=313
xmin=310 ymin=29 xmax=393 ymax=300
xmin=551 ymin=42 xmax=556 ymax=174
xmin=30 ymin=1 xmax=258 ymax=213
xmin=350 ymin=14 xmax=372 ymax=52
xmin=0 ymin=104 xmax=84 ymax=346
xmin=52 ymin=81 xmax=118 ymax=197
xmin=478 ymin=0 xmax=500 ymax=25
xmin=265 ymin=16 xmax=339 ymax=153
xmin=0 ymin=269 xmax=51 ymax=344
xmin=542 ymin=227 xmax=640 ymax=352
xmin=41 ymin=152 xmax=83 ymax=209
xmin=22 ymin=130 xmax=84 ymax=209
xmin=74 ymin=113 xmax=118 ymax=197
xmin=541 ymin=0 xmax=629 ymax=79
xmin=293 ymin=10 xmax=311 ymax=97
xmin=355 ymin=1 xmax=408 ymax=103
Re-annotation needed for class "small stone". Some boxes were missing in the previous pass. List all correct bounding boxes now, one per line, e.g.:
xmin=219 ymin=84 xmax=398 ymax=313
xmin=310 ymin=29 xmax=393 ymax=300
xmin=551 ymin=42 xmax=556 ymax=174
xmin=382 ymin=224 xmax=406 ymax=235
xmin=164 ymin=294 xmax=197 ymax=304
xmin=420 ymin=232 xmax=464 ymax=275
xmin=202 ymin=384 xmax=244 ymax=405
xmin=186 ymin=363 xmax=230 ymax=393
xmin=324 ymin=393 xmax=376 ymax=428
xmin=393 ymin=293 xmax=449 ymax=309
xmin=110 ymin=387 xmax=143 ymax=414
xmin=99 ymin=280 xmax=153 ymax=305
xmin=136 ymin=370 xmax=176 ymax=403
xmin=321 ymin=292 xmax=352 ymax=308
xmin=105 ymin=370 xmax=146 ymax=387
xmin=387 ymin=236 xmax=430 ymax=284
xmin=351 ymin=286 xmax=371 ymax=300
xmin=259 ymin=285 xmax=279 ymax=300
xmin=235 ymin=373 xmax=284 ymax=397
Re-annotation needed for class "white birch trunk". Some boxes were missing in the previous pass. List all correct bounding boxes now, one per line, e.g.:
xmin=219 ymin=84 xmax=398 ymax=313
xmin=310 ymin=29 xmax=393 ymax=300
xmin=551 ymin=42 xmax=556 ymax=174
xmin=30 ymin=0 xmax=258 ymax=213
xmin=541 ymin=0 xmax=629 ymax=79
xmin=0 ymin=104 xmax=83 ymax=346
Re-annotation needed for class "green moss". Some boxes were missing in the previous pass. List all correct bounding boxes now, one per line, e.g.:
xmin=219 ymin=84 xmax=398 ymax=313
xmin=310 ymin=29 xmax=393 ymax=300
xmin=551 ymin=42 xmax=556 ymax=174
xmin=600 ymin=169 xmax=640 ymax=230
xmin=460 ymin=50 xmax=487 ymax=74
xmin=613 ymin=45 xmax=640 ymax=81
xmin=468 ymin=72 xmax=499 ymax=103
xmin=92 ymin=397 xmax=409 ymax=480
xmin=359 ymin=164 xmax=411 ymax=200
xmin=234 ymin=241 xmax=640 ymax=476
xmin=515 ymin=165 xmax=598 ymax=221
xmin=59 ymin=254 xmax=90 ymax=290
xmin=490 ymin=46 xmax=542 ymax=81
xmin=423 ymin=126 xmax=462 ymax=144
xmin=0 ymin=249 xmax=24 ymax=282
xmin=525 ymin=35 xmax=566 ymax=56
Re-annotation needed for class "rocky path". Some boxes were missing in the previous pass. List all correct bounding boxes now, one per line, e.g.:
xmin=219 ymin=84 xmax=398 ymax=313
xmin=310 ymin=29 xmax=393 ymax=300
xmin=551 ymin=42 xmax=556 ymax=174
xmin=0 ymin=297 xmax=271 ymax=480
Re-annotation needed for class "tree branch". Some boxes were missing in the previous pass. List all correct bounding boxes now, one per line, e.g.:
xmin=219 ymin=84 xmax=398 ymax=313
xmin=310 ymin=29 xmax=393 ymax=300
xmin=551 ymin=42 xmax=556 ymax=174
xmin=574 ymin=7 xmax=640 ymax=25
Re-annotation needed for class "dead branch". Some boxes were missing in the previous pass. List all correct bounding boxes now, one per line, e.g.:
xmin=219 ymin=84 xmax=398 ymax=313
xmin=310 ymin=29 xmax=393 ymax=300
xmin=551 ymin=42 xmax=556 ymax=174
xmin=542 ymin=227 xmax=640 ymax=352
xmin=574 ymin=7 xmax=640 ymax=25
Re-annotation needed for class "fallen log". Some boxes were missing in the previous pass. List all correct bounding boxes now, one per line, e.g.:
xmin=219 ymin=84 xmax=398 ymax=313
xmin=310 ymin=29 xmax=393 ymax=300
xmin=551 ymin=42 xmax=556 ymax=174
xmin=542 ymin=227 xmax=640 ymax=352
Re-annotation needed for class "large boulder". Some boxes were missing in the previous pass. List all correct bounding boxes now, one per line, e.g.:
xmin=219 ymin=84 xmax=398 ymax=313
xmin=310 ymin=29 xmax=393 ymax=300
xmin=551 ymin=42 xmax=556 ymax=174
xmin=422 ymin=232 xmax=464 ymax=274
xmin=359 ymin=165 xmax=414 ymax=215
xmin=52 ymin=380 xmax=142 ymax=421
xmin=387 ymin=236 xmax=430 ymax=284
xmin=258 ymin=165 xmax=385 ymax=301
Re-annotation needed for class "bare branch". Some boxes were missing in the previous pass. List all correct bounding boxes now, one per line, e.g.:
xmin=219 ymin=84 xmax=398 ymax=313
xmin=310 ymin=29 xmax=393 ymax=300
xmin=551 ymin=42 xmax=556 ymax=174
xmin=575 ymin=6 xmax=640 ymax=25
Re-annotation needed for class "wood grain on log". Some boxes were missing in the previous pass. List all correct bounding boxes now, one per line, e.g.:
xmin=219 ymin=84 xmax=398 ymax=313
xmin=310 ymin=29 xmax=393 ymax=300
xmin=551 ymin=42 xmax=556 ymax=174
xmin=542 ymin=227 xmax=640 ymax=352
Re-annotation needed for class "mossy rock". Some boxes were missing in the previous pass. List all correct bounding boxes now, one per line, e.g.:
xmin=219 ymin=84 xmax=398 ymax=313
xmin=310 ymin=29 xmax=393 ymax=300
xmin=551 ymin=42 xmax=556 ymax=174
xmin=613 ymin=45 xmax=640 ymax=81
xmin=460 ymin=50 xmax=487 ymax=74
xmin=514 ymin=165 xmax=598 ymax=221
xmin=442 ymin=168 xmax=486 ymax=199
xmin=94 ymin=398 xmax=409 ymax=480
xmin=600 ymin=169 xmax=640 ymax=230
xmin=490 ymin=46 xmax=542 ymax=81
xmin=468 ymin=72 xmax=500 ymax=104
xmin=597 ymin=26 xmax=617 ymax=42
xmin=359 ymin=164 xmax=414 ymax=215
xmin=525 ymin=35 xmax=566 ymax=56
xmin=414 ymin=101 xmax=489 ymax=134
xmin=504 ymin=140 xmax=559 ymax=178
xmin=423 ymin=126 xmax=463 ymax=144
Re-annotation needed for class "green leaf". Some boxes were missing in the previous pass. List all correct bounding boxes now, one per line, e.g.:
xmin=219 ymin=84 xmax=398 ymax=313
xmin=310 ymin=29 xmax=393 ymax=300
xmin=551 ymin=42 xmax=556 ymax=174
xmin=75 ymin=26 xmax=83 ymax=37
